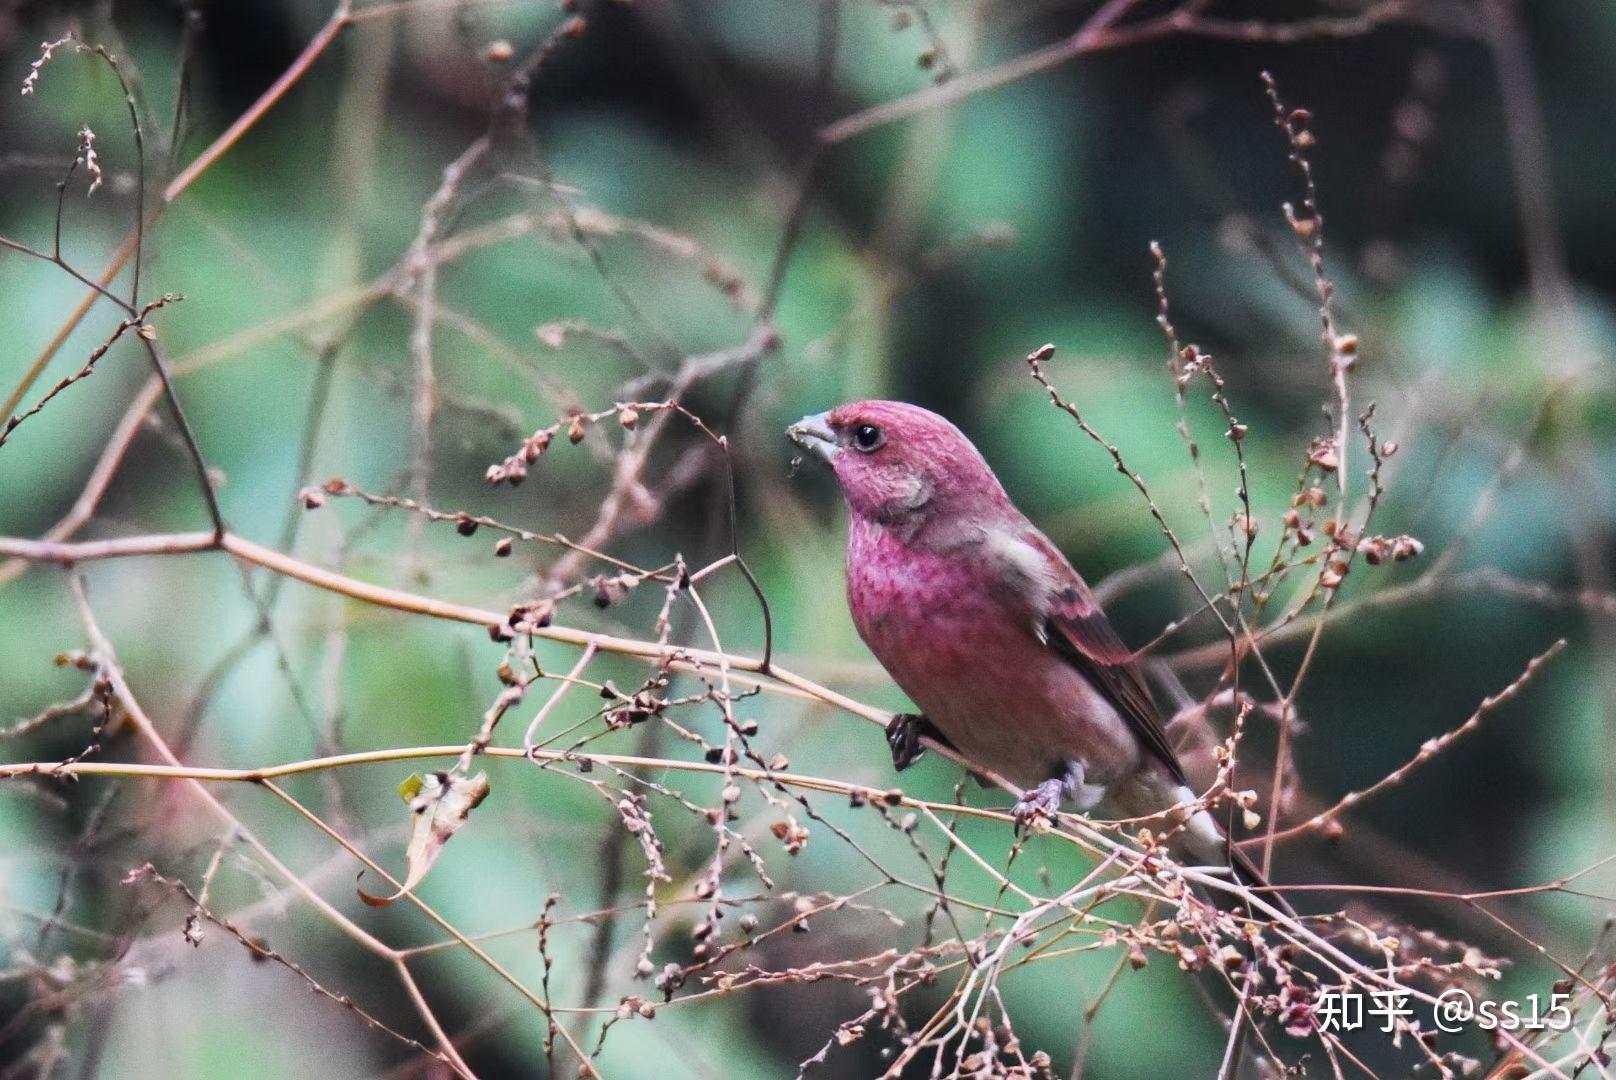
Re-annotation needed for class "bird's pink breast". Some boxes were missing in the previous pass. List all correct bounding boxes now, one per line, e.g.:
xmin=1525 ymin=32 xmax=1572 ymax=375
xmin=845 ymin=518 xmax=1139 ymax=789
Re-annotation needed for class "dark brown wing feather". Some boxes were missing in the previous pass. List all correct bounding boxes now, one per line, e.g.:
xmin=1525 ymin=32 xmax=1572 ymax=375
xmin=1032 ymin=540 xmax=1189 ymax=789
xmin=1025 ymin=535 xmax=1293 ymax=911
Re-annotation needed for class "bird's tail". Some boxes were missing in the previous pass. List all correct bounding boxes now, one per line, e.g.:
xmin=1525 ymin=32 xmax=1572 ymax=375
xmin=1225 ymin=842 xmax=1296 ymax=918
xmin=1180 ymin=800 xmax=1297 ymax=919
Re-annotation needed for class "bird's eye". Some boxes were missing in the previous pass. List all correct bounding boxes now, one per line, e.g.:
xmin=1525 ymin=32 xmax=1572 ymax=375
xmin=852 ymin=423 xmax=885 ymax=452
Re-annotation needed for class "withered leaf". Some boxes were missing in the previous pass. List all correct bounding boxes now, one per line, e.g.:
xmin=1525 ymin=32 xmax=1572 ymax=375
xmin=360 ymin=771 xmax=490 ymax=907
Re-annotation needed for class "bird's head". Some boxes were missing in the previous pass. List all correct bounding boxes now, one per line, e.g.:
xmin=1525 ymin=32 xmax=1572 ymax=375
xmin=787 ymin=401 xmax=1012 ymax=526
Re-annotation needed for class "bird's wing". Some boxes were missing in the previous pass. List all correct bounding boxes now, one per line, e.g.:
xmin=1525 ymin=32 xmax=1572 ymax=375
xmin=1023 ymin=531 xmax=1190 ymax=788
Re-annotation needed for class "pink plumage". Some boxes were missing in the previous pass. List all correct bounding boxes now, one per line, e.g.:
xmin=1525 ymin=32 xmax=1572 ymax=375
xmin=789 ymin=399 xmax=1259 ymax=884
xmin=844 ymin=480 xmax=1143 ymax=800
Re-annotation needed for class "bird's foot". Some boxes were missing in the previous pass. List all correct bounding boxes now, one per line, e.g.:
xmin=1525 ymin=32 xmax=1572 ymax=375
xmin=1012 ymin=779 xmax=1066 ymax=833
xmin=885 ymin=712 xmax=945 ymax=772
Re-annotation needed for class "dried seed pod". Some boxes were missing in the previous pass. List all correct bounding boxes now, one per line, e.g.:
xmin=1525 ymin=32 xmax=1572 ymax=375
xmin=1307 ymin=438 xmax=1340 ymax=472
xmin=654 ymin=963 xmax=685 ymax=994
xmin=1320 ymin=560 xmax=1348 ymax=589
xmin=1392 ymin=535 xmax=1425 ymax=560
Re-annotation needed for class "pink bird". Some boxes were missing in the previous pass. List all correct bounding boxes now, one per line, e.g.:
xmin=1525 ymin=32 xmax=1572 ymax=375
xmin=789 ymin=399 xmax=1264 ymax=887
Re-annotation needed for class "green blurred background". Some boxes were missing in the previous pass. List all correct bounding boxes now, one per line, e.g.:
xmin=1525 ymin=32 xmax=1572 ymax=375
xmin=2 ymin=0 xmax=1614 ymax=1076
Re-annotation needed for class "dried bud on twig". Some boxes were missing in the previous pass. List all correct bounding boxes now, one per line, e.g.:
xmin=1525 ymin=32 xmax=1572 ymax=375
xmin=1307 ymin=437 xmax=1340 ymax=472
xmin=1358 ymin=534 xmax=1425 ymax=565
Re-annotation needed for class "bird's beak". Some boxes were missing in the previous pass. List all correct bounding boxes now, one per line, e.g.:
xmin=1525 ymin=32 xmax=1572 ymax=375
xmin=787 ymin=411 xmax=840 ymax=465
